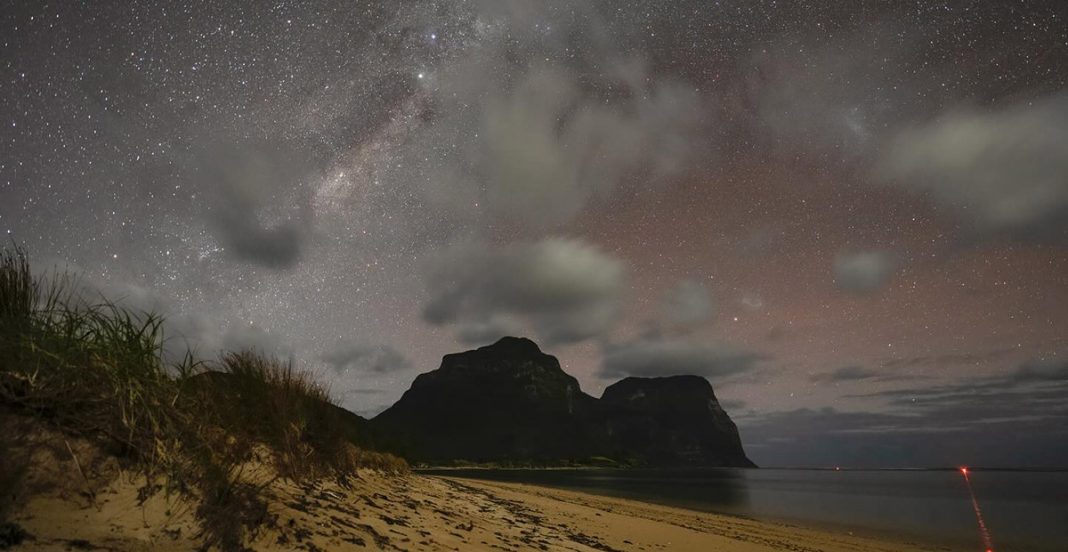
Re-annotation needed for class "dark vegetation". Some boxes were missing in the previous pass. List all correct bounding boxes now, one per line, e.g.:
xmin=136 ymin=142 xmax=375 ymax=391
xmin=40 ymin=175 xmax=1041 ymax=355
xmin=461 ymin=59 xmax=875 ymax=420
xmin=0 ymin=246 xmax=407 ymax=550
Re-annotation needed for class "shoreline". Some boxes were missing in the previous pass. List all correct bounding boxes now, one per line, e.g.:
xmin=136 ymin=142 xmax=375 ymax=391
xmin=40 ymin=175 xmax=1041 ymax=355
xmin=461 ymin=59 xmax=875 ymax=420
xmin=11 ymin=467 xmax=972 ymax=551
xmin=434 ymin=476 xmax=965 ymax=552
xmin=418 ymin=465 xmax=1068 ymax=472
xmin=429 ymin=474 xmax=977 ymax=551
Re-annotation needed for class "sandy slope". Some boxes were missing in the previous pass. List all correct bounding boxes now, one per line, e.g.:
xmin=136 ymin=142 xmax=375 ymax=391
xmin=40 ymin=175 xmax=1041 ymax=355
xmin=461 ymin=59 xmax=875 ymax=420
xmin=8 ymin=462 xmax=962 ymax=552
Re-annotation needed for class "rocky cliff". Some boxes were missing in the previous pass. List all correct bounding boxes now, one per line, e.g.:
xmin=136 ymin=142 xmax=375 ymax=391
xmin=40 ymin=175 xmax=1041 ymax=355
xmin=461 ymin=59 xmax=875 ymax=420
xmin=372 ymin=337 xmax=753 ymax=467
xmin=599 ymin=375 xmax=754 ymax=467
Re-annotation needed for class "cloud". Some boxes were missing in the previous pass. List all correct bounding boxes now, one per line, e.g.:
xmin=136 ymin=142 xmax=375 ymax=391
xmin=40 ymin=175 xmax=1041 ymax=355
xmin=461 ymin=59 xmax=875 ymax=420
xmin=322 ymin=344 xmax=411 ymax=374
xmin=204 ymin=147 xmax=311 ymax=268
xmin=880 ymin=348 xmax=1015 ymax=370
xmin=453 ymin=317 xmax=521 ymax=346
xmin=388 ymin=4 xmax=709 ymax=236
xmin=809 ymin=364 xmax=924 ymax=384
xmin=1011 ymin=358 xmax=1068 ymax=383
xmin=660 ymin=279 xmax=714 ymax=329
xmin=745 ymin=23 xmax=943 ymax=160
xmin=737 ymin=406 xmax=1060 ymax=468
xmin=810 ymin=365 xmax=884 ymax=382
xmin=422 ymin=238 xmax=626 ymax=345
xmin=719 ymin=398 xmax=747 ymax=412
xmin=742 ymin=355 xmax=1068 ymax=467
xmin=833 ymin=250 xmax=899 ymax=293
xmin=72 ymin=276 xmax=292 ymax=362
xmin=877 ymin=95 xmax=1068 ymax=242
xmin=740 ymin=401 xmax=1068 ymax=468
xmin=218 ymin=322 xmax=291 ymax=358
xmin=855 ymin=357 xmax=1068 ymax=404
xmin=599 ymin=337 xmax=765 ymax=381
xmin=478 ymin=67 xmax=704 ymax=230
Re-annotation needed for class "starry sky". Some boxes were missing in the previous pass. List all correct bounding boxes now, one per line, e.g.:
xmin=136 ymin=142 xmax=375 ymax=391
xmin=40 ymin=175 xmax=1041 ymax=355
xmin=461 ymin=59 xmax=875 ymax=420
xmin=3 ymin=1 xmax=1067 ymax=468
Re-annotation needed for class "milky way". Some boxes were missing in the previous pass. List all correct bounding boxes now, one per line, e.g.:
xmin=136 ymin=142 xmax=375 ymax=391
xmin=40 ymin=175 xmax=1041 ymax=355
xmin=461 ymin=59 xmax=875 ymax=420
xmin=3 ymin=1 xmax=1067 ymax=467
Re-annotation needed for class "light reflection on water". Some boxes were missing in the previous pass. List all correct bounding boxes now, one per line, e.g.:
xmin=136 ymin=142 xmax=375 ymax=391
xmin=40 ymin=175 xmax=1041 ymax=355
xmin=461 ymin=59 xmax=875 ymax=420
xmin=420 ymin=468 xmax=1068 ymax=551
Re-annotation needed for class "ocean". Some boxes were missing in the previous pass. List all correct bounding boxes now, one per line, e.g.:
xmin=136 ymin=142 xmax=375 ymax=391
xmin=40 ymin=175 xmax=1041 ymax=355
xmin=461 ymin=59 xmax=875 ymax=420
xmin=420 ymin=467 xmax=1068 ymax=551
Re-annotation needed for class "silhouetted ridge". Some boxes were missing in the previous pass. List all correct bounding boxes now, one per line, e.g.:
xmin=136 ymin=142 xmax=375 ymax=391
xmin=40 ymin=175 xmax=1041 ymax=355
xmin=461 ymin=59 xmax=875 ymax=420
xmin=600 ymin=376 xmax=752 ymax=467
xmin=480 ymin=336 xmax=544 ymax=355
xmin=372 ymin=337 xmax=754 ymax=467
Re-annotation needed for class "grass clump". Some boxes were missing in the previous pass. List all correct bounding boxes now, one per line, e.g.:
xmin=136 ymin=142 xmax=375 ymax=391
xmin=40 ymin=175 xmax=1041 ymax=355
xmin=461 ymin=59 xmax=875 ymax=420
xmin=0 ymin=247 xmax=184 ymax=469
xmin=0 ymin=245 xmax=407 ymax=550
xmin=193 ymin=351 xmax=408 ymax=478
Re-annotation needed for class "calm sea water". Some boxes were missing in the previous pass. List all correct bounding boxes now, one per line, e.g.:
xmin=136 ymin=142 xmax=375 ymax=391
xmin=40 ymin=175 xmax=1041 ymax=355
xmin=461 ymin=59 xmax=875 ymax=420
xmin=421 ymin=468 xmax=1068 ymax=551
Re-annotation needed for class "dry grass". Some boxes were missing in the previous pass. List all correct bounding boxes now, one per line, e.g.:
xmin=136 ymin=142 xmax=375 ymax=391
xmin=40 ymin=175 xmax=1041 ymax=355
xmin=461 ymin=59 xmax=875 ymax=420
xmin=0 ymin=245 xmax=407 ymax=550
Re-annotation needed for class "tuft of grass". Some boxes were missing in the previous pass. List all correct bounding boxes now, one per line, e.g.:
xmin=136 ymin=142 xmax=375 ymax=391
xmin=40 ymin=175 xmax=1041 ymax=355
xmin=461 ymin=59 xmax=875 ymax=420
xmin=190 ymin=351 xmax=408 ymax=478
xmin=0 ymin=245 xmax=35 ymax=329
xmin=0 ymin=246 xmax=407 ymax=549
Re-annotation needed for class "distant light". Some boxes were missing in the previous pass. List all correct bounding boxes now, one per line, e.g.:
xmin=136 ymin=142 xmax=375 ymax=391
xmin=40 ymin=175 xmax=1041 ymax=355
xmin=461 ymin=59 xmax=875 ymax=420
xmin=960 ymin=466 xmax=968 ymax=475
xmin=417 ymin=73 xmax=425 ymax=79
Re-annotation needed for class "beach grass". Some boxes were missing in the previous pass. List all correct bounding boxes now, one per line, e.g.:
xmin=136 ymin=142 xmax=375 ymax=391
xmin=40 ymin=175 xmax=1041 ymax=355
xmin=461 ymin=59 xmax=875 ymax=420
xmin=0 ymin=245 xmax=406 ymax=550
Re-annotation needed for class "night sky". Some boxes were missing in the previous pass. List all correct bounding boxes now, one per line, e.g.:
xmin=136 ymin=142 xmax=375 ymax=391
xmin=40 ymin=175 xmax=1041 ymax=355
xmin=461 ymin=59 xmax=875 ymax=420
xmin=3 ymin=1 xmax=1067 ymax=468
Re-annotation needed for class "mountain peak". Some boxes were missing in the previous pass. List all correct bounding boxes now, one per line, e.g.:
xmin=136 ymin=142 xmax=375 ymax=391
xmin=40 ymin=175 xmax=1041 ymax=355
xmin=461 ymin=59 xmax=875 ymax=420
xmin=604 ymin=375 xmax=717 ymax=401
xmin=480 ymin=336 xmax=543 ymax=355
xmin=373 ymin=339 xmax=753 ymax=467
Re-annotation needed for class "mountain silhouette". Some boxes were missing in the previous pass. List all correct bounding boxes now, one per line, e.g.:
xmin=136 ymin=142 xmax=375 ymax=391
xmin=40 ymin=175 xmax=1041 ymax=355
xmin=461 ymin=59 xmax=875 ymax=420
xmin=372 ymin=337 xmax=754 ymax=467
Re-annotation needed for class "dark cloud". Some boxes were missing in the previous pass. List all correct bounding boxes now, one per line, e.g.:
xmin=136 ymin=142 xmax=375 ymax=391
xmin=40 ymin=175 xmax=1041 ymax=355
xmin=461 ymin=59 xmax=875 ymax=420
xmin=599 ymin=337 xmax=765 ymax=381
xmin=877 ymin=95 xmax=1068 ymax=243
xmin=743 ymin=358 xmax=1068 ymax=467
xmin=422 ymin=238 xmax=625 ymax=345
xmin=659 ymin=279 xmax=714 ymax=330
xmin=810 ymin=365 xmax=883 ymax=383
xmin=215 ymin=217 xmax=303 ymax=269
xmin=1011 ymin=358 xmax=1068 ymax=383
xmin=738 ymin=405 xmax=1068 ymax=468
xmin=205 ymin=147 xmax=311 ymax=269
xmin=833 ymin=251 xmax=899 ymax=293
xmin=854 ymin=358 xmax=1068 ymax=404
xmin=809 ymin=364 xmax=928 ymax=384
xmin=322 ymin=344 xmax=412 ymax=374
xmin=742 ymin=357 xmax=1068 ymax=467
xmin=880 ymin=349 xmax=1015 ymax=371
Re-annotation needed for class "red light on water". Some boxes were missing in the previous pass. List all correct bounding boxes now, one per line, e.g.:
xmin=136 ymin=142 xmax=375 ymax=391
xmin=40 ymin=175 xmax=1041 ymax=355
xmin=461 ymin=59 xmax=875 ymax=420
xmin=959 ymin=467 xmax=994 ymax=552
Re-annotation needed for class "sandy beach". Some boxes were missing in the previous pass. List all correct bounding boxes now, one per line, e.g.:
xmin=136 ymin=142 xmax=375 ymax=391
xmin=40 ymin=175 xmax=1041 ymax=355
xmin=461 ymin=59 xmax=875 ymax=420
xmin=9 ymin=464 xmax=961 ymax=552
